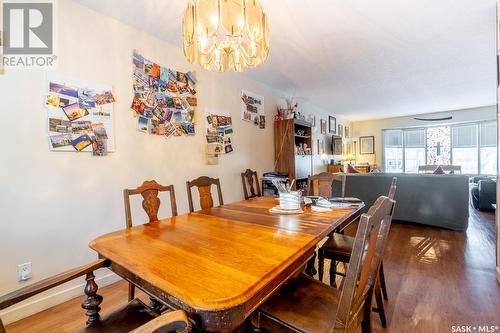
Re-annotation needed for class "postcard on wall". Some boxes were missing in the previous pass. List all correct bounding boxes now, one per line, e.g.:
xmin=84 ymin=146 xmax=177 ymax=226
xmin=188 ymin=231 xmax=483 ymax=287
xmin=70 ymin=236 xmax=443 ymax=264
xmin=129 ymin=51 xmax=197 ymax=140
xmin=45 ymin=73 xmax=116 ymax=154
xmin=206 ymin=113 xmax=234 ymax=154
xmin=241 ymin=90 xmax=265 ymax=128
xmin=92 ymin=139 xmax=108 ymax=156
xmin=71 ymin=134 xmax=93 ymax=152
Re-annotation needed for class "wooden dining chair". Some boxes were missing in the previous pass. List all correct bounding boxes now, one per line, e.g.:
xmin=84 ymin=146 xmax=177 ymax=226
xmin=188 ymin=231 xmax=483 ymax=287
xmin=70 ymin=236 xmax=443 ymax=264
xmin=307 ymin=172 xmax=346 ymax=198
xmin=123 ymin=180 xmax=177 ymax=303
xmin=241 ymin=169 xmax=262 ymax=200
xmin=124 ymin=180 xmax=178 ymax=228
xmin=0 ymin=259 xmax=189 ymax=333
xmin=186 ymin=176 xmax=224 ymax=213
xmin=251 ymin=196 xmax=395 ymax=333
xmin=318 ymin=177 xmax=397 ymax=327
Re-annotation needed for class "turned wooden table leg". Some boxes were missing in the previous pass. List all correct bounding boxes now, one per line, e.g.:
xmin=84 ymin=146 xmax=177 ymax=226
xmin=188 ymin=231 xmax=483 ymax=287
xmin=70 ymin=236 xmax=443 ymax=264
xmin=81 ymin=272 xmax=103 ymax=325
xmin=304 ymin=251 xmax=317 ymax=277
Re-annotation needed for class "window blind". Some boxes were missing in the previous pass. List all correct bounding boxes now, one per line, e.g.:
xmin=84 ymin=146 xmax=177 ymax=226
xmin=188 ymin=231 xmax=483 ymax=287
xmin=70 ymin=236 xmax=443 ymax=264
xmin=405 ymin=128 xmax=425 ymax=148
xmin=452 ymin=124 xmax=477 ymax=148
xmin=480 ymin=122 xmax=496 ymax=147
xmin=384 ymin=129 xmax=402 ymax=148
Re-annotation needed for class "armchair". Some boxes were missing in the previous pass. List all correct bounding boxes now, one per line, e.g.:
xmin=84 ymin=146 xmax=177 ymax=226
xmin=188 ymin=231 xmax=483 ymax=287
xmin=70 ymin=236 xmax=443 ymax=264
xmin=470 ymin=177 xmax=496 ymax=211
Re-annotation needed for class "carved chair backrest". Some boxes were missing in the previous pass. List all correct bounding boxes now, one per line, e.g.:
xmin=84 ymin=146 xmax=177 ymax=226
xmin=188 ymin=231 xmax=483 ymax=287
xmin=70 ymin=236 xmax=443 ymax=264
xmin=186 ymin=176 xmax=224 ymax=213
xmin=123 ymin=180 xmax=178 ymax=228
xmin=307 ymin=172 xmax=346 ymax=198
xmin=334 ymin=195 xmax=395 ymax=332
xmin=241 ymin=169 xmax=262 ymax=200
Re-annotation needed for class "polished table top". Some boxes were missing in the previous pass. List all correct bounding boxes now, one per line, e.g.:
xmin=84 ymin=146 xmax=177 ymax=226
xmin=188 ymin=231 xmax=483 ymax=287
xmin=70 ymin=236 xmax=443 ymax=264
xmin=89 ymin=196 xmax=364 ymax=332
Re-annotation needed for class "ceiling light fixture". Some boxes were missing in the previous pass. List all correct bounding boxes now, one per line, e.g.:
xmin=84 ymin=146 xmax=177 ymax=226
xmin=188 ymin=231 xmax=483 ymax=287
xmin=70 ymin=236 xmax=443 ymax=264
xmin=183 ymin=0 xmax=269 ymax=72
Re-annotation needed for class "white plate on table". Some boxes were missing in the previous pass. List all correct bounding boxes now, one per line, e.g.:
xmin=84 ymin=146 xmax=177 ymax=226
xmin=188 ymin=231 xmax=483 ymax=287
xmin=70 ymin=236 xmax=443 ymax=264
xmin=269 ymin=206 xmax=304 ymax=214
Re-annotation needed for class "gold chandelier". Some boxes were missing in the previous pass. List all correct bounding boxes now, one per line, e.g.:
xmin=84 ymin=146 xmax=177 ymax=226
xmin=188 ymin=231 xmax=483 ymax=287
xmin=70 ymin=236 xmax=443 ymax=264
xmin=183 ymin=0 xmax=269 ymax=72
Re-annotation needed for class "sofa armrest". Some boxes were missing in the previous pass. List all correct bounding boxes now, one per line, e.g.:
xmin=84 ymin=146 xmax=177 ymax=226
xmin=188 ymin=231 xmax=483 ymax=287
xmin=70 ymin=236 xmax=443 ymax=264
xmin=478 ymin=180 xmax=496 ymax=210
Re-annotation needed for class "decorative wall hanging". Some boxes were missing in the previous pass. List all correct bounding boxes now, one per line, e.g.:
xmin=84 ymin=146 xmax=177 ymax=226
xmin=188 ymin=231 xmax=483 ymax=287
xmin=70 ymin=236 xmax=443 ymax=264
xmin=131 ymin=51 xmax=197 ymax=138
xmin=359 ymin=136 xmax=375 ymax=154
xmin=182 ymin=0 xmax=269 ymax=72
xmin=329 ymin=116 xmax=337 ymax=134
xmin=320 ymin=119 xmax=327 ymax=134
xmin=206 ymin=114 xmax=234 ymax=154
xmin=337 ymin=124 xmax=344 ymax=138
xmin=241 ymin=90 xmax=265 ymax=128
xmin=45 ymin=74 xmax=115 ymax=156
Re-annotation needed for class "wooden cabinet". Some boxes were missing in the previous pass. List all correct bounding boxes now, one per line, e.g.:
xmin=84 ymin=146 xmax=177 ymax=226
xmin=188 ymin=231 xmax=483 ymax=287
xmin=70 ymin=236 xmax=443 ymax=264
xmin=274 ymin=119 xmax=313 ymax=189
xmin=327 ymin=164 xmax=343 ymax=173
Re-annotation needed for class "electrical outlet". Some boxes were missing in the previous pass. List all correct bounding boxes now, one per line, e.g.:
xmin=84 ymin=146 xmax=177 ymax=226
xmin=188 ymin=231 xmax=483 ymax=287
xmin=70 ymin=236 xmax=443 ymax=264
xmin=18 ymin=262 xmax=32 ymax=281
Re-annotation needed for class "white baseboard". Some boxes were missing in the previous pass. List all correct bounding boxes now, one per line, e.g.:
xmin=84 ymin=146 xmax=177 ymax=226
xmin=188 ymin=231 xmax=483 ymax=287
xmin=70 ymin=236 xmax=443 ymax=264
xmin=0 ymin=273 xmax=121 ymax=325
xmin=497 ymin=267 xmax=500 ymax=285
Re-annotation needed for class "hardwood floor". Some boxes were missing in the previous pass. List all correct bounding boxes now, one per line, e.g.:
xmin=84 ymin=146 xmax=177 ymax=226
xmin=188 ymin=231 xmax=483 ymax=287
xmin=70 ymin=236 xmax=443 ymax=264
xmin=374 ymin=208 xmax=499 ymax=332
xmin=5 ymin=208 xmax=500 ymax=333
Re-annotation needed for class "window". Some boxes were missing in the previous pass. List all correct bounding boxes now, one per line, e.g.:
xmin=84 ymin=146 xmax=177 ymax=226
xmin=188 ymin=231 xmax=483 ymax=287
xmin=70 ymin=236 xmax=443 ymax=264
xmin=452 ymin=124 xmax=478 ymax=174
xmin=480 ymin=122 xmax=497 ymax=175
xmin=383 ymin=130 xmax=403 ymax=172
xmin=382 ymin=121 xmax=497 ymax=175
xmin=404 ymin=129 xmax=426 ymax=173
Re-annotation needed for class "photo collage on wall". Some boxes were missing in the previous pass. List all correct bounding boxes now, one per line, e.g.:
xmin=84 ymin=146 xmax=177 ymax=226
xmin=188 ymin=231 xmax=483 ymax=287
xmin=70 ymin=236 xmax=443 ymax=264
xmin=241 ymin=90 xmax=265 ymax=129
xmin=45 ymin=75 xmax=115 ymax=156
xmin=131 ymin=52 xmax=197 ymax=138
xmin=206 ymin=114 xmax=234 ymax=154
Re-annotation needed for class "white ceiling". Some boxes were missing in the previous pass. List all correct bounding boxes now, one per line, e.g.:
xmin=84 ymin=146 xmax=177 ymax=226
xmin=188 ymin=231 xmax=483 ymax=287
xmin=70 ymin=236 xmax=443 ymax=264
xmin=74 ymin=0 xmax=497 ymax=121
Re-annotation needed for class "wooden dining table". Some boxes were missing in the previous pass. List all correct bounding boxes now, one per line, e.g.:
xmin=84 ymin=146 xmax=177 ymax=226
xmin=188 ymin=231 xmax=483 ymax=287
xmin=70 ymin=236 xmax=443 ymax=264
xmin=89 ymin=196 xmax=364 ymax=332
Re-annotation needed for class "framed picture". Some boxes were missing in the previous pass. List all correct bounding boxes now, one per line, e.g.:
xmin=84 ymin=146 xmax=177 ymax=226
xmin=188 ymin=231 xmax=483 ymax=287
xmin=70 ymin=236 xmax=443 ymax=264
xmin=320 ymin=119 xmax=326 ymax=134
xmin=328 ymin=116 xmax=336 ymax=134
xmin=333 ymin=138 xmax=343 ymax=155
xmin=337 ymin=124 xmax=343 ymax=138
xmin=317 ymin=139 xmax=325 ymax=154
xmin=359 ymin=136 xmax=375 ymax=154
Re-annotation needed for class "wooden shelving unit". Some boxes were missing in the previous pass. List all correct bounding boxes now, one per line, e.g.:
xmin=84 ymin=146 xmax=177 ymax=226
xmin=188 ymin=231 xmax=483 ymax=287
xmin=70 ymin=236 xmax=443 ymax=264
xmin=274 ymin=119 xmax=313 ymax=191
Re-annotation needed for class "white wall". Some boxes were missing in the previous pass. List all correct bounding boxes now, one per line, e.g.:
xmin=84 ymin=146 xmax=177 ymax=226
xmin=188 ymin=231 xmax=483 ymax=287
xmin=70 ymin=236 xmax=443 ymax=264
xmin=0 ymin=0 xmax=294 ymax=324
xmin=351 ymin=105 xmax=497 ymax=166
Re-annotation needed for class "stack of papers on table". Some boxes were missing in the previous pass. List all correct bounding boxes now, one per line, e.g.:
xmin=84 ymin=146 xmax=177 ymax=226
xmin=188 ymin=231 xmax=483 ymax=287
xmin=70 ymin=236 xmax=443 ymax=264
xmin=329 ymin=197 xmax=364 ymax=208
xmin=311 ymin=205 xmax=332 ymax=212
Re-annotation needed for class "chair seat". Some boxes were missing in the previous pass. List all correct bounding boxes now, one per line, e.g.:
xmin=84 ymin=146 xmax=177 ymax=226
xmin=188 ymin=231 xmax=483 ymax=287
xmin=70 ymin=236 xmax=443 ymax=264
xmin=79 ymin=299 xmax=158 ymax=333
xmin=258 ymin=274 xmax=341 ymax=333
xmin=321 ymin=233 xmax=356 ymax=257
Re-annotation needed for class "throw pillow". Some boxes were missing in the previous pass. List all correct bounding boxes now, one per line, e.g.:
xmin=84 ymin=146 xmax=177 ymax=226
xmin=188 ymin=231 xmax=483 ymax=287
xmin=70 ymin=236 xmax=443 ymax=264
xmin=346 ymin=164 xmax=360 ymax=173
xmin=433 ymin=166 xmax=445 ymax=174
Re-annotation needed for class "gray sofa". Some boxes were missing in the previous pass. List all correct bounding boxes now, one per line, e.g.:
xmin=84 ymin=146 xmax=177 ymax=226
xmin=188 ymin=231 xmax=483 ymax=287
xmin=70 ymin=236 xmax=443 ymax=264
xmin=332 ymin=173 xmax=470 ymax=231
